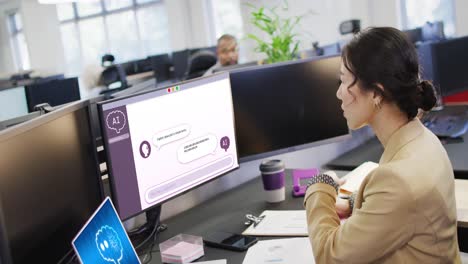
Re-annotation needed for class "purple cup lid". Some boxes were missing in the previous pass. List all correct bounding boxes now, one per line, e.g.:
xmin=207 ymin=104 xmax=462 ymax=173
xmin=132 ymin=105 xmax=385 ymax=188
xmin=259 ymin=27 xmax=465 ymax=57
xmin=259 ymin=159 xmax=285 ymax=173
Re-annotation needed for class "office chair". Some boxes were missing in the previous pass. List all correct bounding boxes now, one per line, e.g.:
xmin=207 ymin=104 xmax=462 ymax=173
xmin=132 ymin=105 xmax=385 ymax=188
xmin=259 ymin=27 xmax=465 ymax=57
xmin=100 ymin=64 xmax=128 ymax=90
xmin=185 ymin=50 xmax=217 ymax=80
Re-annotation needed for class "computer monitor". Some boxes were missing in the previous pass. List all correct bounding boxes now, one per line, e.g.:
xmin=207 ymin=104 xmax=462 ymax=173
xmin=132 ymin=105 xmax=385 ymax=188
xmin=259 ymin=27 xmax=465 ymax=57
xmin=150 ymin=54 xmax=172 ymax=82
xmin=136 ymin=57 xmax=153 ymax=73
xmin=0 ymin=100 xmax=103 ymax=263
xmin=403 ymin=27 xmax=423 ymax=44
xmin=431 ymin=36 xmax=468 ymax=97
xmin=0 ymin=86 xmax=28 ymax=122
xmin=25 ymin=77 xmax=81 ymax=112
xmin=418 ymin=36 xmax=468 ymax=98
xmin=98 ymin=73 xmax=239 ymax=220
xmin=172 ymin=49 xmax=191 ymax=81
xmin=229 ymin=55 xmax=349 ymax=161
xmin=321 ymin=43 xmax=340 ymax=56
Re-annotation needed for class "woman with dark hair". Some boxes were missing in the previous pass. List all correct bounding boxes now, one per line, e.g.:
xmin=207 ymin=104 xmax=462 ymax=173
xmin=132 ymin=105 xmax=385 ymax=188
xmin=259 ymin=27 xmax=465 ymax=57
xmin=304 ymin=27 xmax=461 ymax=263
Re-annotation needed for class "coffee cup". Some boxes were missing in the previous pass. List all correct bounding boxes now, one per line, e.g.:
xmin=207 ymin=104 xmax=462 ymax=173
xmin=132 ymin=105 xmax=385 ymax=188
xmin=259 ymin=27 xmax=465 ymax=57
xmin=259 ymin=159 xmax=285 ymax=203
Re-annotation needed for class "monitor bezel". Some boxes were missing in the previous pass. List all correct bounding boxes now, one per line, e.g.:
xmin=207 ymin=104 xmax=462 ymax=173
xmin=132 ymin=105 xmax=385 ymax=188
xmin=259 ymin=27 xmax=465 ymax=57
xmin=0 ymin=99 xmax=105 ymax=263
xmin=97 ymin=73 xmax=240 ymax=221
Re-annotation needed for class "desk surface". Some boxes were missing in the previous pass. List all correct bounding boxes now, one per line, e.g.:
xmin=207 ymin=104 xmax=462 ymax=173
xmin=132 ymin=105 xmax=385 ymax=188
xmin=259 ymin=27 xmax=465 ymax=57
xmin=150 ymin=170 xmax=304 ymax=263
xmin=127 ymin=71 xmax=154 ymax=85
xmin=326 ymin=106 xmax=468 ymax=178
xmin=147 ymin=171 xmax=468 ymax=263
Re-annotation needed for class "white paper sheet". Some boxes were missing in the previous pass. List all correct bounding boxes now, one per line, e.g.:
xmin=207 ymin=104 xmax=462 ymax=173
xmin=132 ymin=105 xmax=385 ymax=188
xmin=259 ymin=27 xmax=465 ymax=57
xmin=242 ymin=238 xmax=314 ymax=264
xmin=339 ymin=161 xmax=379 ymax=194
xmin=242 ymin=210 xmax=308 ymax=236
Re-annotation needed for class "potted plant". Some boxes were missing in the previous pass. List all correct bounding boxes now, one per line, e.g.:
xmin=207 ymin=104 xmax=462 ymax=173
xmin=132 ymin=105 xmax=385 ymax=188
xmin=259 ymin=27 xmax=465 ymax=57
xmin=246 ymin=1 xmax=305 ymax=64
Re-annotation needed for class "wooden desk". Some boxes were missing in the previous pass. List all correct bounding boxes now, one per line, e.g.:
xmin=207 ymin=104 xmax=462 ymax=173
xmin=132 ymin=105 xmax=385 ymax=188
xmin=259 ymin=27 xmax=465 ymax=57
xmin=126 ymin=71 xmax=154 ymax=85
xmin=456 ymin=179 xmax=468 ymax=228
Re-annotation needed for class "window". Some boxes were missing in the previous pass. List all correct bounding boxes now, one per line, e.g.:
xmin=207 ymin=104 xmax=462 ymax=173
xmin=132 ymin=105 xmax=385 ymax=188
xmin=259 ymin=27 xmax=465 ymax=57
xmin=7 ymin=12 xmax=31 ymax=71
xmin=401 ymin=0 xmax=455 ymax=37
xmin=57 ymin=0 xmax=170 ymax=76
xmin=210 ymin=0 xmax=244 ymax=41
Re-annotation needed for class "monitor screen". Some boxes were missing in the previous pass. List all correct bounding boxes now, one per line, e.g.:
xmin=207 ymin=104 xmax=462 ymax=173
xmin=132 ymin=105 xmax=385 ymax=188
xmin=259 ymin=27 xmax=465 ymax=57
xmin=0 ymin=100 xmax=103 ymax=263
xmin=25 ymin=77 xmax=81 ymax=112
xmin=230 ymin=55 xmax=349 ymax=161
xmin=99 ymin=73 xmax=239 ymax=220
xmin=432 ymin=36 xmax=468 ymax=96
xmin=0 ymin=86 xmax=28 ymax=122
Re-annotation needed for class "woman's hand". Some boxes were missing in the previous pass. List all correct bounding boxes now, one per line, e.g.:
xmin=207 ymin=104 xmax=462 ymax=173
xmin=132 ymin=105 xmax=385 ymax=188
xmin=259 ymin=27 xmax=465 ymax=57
xmin=323 ymin=171 xmax=351 ymax=218
xmin=336 ymin=197 xmax=351 ymax=218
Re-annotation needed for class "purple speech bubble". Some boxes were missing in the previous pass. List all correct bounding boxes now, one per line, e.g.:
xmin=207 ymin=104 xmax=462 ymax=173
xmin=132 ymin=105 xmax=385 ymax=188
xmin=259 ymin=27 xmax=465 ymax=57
xmin=220 ymin=136 xmax=230 ymax=152
xmin=106 ymin=110 xmax=127 ymax=134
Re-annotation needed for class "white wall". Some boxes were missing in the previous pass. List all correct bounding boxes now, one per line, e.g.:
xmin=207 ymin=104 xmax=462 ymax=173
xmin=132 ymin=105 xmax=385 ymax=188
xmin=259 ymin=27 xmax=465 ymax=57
xmin=366 ymin=0 xmax=401 ymax=28
xmin=454 ymin=0 xmax=468 ymax=36
xmin=0 ymin=0 xmax=64 ymax=75
xmin=165 ymin=0 xmax=191 ymax=51
xmin=0 ymin=1 xmax=20 ymax=74
xmin=166 ymin=0 xmax=215 ymax=51
xmin=20 ymin=0 xmax=64 ymax=75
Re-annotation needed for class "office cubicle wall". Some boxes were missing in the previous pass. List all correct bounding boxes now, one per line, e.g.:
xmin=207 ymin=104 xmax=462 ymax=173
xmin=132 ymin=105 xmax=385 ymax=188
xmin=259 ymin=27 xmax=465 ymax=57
xmin=230 ymin=55 xmax=349 ymax=162
xmin=0 ymin=111 xmax=41 ymax=131
xmin=0 ymin=100 xmax=103 ymax=263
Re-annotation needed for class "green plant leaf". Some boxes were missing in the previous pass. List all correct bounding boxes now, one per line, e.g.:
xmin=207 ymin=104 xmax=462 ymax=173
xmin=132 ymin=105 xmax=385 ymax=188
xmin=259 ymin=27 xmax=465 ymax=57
xmin=246 ymin=0 xmax=311 ymax=64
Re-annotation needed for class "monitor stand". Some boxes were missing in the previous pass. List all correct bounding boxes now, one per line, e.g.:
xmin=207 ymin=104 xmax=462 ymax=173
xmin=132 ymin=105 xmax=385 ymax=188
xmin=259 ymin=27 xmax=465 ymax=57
xmin=129 ymin=206 xmax=166 ymax=253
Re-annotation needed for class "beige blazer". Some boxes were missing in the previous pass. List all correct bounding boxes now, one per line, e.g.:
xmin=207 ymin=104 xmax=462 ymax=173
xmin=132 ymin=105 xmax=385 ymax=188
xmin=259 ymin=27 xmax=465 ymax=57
xmin=304 ymin=119 xmax=461 ymax=263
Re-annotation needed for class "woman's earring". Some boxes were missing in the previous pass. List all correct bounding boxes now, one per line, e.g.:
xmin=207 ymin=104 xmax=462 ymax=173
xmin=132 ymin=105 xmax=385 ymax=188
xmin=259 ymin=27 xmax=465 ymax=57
xmin=374 ymin=101 xmax=382 ymax=110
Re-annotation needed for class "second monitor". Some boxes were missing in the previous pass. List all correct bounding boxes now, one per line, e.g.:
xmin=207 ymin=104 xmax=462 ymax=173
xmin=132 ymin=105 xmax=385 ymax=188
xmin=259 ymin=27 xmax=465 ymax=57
xmin=230 ymin=55 xmax=349 ymax=161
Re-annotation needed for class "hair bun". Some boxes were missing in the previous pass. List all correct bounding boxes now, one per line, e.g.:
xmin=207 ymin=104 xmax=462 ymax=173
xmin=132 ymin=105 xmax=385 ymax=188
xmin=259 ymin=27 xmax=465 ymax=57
xmin=419 ymin=80 xmax=437 ymax=111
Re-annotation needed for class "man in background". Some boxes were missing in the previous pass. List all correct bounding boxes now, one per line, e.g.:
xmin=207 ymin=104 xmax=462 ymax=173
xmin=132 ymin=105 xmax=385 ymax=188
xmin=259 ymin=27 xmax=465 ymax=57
xmin=204 ymin=34 xmax=239 ymax=76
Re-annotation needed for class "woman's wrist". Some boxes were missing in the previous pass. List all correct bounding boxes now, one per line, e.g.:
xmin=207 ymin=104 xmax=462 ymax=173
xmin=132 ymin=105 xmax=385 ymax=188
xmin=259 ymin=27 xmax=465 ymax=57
xmin=307 ymin=173 xmax=340 ymax=194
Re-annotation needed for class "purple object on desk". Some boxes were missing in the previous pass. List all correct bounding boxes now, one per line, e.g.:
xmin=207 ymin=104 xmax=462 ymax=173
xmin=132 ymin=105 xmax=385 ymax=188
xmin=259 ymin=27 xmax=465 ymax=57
xmin=292 ymin=168 xmax=319 ymax=197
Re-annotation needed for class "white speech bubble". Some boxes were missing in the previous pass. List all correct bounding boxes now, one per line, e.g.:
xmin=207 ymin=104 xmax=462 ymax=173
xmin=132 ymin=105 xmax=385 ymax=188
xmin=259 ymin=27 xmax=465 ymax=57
xmin=177 ymin=134 xmax=217 ymax=164
xmin=153 ymin=124 xmax=190 ymax=150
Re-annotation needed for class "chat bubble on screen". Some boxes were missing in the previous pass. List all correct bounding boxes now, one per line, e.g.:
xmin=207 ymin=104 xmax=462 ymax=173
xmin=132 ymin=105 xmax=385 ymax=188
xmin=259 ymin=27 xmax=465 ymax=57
xmin=152 ymin=124 xmax=190 ymax=150
xmin=177 ymin=134 xmax=217 ymax=164
xmin=106 ymin=110 xmax=126 ymax=134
